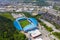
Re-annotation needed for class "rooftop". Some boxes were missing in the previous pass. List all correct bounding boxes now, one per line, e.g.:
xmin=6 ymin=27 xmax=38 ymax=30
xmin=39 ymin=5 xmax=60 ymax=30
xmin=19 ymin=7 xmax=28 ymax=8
xmin=28 ymin=29 xmax=41 ymax=38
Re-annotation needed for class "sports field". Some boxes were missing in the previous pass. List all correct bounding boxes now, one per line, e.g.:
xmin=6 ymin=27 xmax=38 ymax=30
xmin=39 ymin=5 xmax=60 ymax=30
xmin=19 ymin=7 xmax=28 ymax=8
xmin=19 ymin=20 xmax=30 ymax=28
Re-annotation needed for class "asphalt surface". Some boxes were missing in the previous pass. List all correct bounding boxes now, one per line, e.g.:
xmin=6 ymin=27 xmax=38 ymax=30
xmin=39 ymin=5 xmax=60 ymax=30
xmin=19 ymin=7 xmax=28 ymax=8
xmin=40 ymin=19 xmax=59 ymax=40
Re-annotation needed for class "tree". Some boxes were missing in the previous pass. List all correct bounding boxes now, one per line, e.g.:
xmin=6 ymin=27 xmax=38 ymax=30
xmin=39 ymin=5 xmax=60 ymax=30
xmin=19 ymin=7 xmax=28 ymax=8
xmin=0 ymin=16 xmax=27 ymax=40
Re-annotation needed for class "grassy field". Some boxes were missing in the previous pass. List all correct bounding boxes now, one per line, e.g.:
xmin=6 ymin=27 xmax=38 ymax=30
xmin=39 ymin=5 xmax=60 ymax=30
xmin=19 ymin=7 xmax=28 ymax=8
xmin=0 ymin=12 xmax=14 ymax=20
xmin=52 ymin=32 xmax=60 ymax=40
xmin=19 ymin=20 xmax=30 ymax=28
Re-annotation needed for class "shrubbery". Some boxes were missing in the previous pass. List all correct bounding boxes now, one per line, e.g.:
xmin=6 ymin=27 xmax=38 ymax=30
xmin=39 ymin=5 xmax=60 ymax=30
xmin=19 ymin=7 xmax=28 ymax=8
xmin=0 ymin=16 xmax=27 ymax=40
xmin=39 ymin=20 xmax=53 ymax=32
xmin=52 ymin=32 xmax=60 ymax=39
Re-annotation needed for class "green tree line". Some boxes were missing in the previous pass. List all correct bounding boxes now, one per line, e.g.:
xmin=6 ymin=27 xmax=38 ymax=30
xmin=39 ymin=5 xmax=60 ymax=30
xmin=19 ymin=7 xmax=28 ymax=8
xmin=0 ymin=16 xmax=27 ymax=40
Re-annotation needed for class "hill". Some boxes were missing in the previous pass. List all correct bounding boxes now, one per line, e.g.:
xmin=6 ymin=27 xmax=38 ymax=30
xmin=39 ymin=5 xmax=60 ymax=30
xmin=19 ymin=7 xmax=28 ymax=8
xmin=0 ymin=16 xmax=27 ymax=40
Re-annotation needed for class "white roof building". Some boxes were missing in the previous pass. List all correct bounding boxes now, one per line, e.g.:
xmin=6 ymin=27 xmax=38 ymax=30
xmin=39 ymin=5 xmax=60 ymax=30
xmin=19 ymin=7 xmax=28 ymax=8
xmin=11 ymin=13 xmax=25 ymax=18
xmin=16 ymin=8 xmax=23 ymax=12
xmin=28 ymin=29 xmax=41 ymax=38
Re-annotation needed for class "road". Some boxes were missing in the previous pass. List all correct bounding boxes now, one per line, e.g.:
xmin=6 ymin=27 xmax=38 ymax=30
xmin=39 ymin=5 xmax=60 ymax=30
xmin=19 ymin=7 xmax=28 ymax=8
xmin=40 ymin=19 xmax=59 ymax=40
xmin=21 ymin=23 xmax=51 ymax=40
xmin=12 ymin=13 xmax=58 ymax=40
xmin=21 ymin=19 xmax=54 ymax=40
xmin=40 ymin=19 xmax=60 ymax=32
xmin=38 ymin=23 xmax=52 ymax=40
